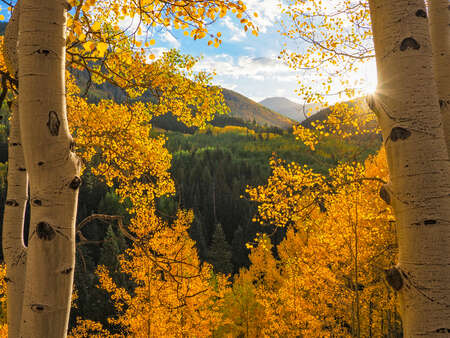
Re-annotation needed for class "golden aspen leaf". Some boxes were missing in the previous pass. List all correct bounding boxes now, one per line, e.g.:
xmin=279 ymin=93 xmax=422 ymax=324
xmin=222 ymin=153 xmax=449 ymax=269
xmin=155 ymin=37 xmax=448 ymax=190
xmin=91 ymin=21 xmax=101 ymax=31
xmin=96 ymin=42 xmax=108 ymax=56
xmin=83 ymin=41 xmax=95 ymax=51
xmin=149 ymin=39 xmax=156 ymax=45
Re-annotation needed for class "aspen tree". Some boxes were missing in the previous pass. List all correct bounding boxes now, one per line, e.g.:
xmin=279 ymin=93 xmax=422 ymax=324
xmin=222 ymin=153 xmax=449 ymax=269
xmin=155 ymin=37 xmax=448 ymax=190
xmin=2 ymin=4 xmax=28 ymax=337
xmin=367 ymin=0 xmax=450 ymax=334
xmin=18 ymin=0 xmax=80 ymax=337
xmin=282 ymin=0 xmax=450 ymax=335
xmin=2 ymin=0 xmax=256 ymax=335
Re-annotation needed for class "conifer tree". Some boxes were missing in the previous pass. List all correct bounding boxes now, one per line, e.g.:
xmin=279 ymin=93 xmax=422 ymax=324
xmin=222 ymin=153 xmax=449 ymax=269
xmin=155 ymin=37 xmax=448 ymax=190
xmin=207 ymin=223 xmax=233 ymax=275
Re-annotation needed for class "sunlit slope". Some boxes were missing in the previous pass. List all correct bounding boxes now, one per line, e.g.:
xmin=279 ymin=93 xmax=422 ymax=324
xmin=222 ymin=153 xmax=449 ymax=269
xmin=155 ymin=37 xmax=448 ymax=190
xmin=222 ymin=89 xmax=295 ymax=129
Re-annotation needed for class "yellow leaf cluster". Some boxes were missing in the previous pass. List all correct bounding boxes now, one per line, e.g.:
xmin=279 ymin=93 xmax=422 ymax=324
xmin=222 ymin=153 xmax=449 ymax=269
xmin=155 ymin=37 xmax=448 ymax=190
xmin=239 ymin=149 xmax=399 ymax=336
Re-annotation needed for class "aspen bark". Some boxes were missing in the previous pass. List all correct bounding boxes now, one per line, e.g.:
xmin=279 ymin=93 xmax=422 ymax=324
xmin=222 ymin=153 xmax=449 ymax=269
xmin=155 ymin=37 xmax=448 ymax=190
xmin=368 ymin=0 xmax=450 ymax=336
xmin=3 ymin=101 xmax=28 ymax=338
xmin=428 ymin=0 xmax=450 ymax=151
xmin=2 ymin=3 xmax=28 ymax=337
xmin=18 ymin=0 xmax=80 ymax=336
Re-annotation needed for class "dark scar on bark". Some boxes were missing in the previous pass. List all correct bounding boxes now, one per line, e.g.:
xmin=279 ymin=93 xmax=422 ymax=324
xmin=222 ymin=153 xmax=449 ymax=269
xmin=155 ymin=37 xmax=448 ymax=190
xmin=38 ymin=161 xmax=45 ymax=166
xmin=415 ymin=9 xmax=427 ymax=18
xmin=69 ymin=176 xmax=82 ymax=190
xmin=390 ymin=127 xmax=411 ymax=142
xmin=6 ymin=200 xmax=18 ymax=207
xmin=384 ymin=267 xmax=403 ymax=291
xmin=31 ymin=304 xmax=46 ymax=312
xmin=61 ymin=267 xmax=73 ymax=275
xmin=36 ymin=222 xmax=56 ymax=241
xmin=18 ymin=167 xmax=26 ymax=171
xmin=32 ymin=199 xmax=42 ymax=206
xmin=11 ymin=142 xmax=20 ymax=146
xmin=36 ymin=49 xmax=50 ymax=56
xmin=400 ymin=37 xmax=420 ymax=51
xmin=379 ymin=186 xmax=391 ymax=205
xmin=424 ymin=219 xmax=436 ymax=225
xmin=436 ymin=328 xmax=450 ymax=333
xmin=47 ymin=111 xmax=60 ymax=136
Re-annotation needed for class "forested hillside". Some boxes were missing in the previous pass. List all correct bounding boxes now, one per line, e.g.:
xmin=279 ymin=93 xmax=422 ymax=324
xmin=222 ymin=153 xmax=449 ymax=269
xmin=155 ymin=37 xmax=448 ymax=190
xmin=1 ymin=0 xmax=448 ymax=336
xmin=73 ymin=69 xmax=294 ymax=130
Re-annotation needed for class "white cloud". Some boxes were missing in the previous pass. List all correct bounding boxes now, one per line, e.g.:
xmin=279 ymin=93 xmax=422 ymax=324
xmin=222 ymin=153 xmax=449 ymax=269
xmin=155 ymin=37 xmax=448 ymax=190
xmin=161 ymin=31 xmax=181 ymax=48
xmin=222 ymin=17 xmax=247 ymax=42
xmin=195 ymin=53 xmax=295 ymax=81
xmin=243 ymin=0 xmax=282 ymax=32
xmin=193 ymin=53 xmax=305 ymax=102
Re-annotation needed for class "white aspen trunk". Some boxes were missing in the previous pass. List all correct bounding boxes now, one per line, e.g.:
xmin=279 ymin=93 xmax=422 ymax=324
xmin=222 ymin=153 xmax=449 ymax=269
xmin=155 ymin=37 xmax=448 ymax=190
xmin=3 ymin=101 xmax=28 ymax=338
xmin=2 ymin=4 xmax=28 ymax=337
xmin=18 ymin=0 xmax=80 ymax=337
xmin=367 ymin=0 xmax=450 ymax=336
xmin=428 ymin=0 xmax=450 ymax=151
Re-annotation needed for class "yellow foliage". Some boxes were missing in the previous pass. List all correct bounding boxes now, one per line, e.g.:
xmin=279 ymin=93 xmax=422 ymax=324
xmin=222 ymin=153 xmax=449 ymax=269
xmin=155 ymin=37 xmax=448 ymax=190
xmin=0 ymin=264 xmax=7 ymax=335
xmin=198 ymin=125 xmax=256 ymax=136
xmin=243 ymin=149 xmax=400 ymax=337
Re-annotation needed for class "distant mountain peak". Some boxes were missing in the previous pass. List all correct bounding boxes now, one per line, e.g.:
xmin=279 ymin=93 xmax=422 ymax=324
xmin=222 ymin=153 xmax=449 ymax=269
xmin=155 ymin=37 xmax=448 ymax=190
xmin=259 ymin=97 xmax=322 ymax=122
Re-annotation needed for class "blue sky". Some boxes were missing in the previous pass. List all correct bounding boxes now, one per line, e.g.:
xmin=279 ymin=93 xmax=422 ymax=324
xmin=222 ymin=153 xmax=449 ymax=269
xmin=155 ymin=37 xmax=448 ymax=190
xmin=148 ymin=1 xmax=305 ymax=103
xmin=134 ymin=0 xmax=377 ymax=104
xmin=0 ymin=1 xmax=377 ymax=104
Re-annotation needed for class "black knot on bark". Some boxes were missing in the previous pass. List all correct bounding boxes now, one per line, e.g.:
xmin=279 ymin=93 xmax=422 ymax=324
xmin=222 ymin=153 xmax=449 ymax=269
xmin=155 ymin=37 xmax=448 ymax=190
xmin=31 ymin=304 xmax=46 ymax=312
xmin=384 ymin=267 xmax=403 ymax=291
xmin=400 ymin=37 xmax=420 ymax=51
xmin=379 ymin=185 xmax=391 ymax=205
xmin=390 ymin=127 xmax=411 ymax=142
xmin=6 ymin=199 xmax=19 ymax=207
xmin=36 ymin=49 xmax=50 ymax=56
xmin=38 ymin=161 xmax=45 ymax=166
xmin=69 ymin=176 xmax=82 ymax=190
xmin=36 ymin=222 xmax=56 ymax=241
xmin=424 ymin=219 xmax=437 ymax=225
xmin=11 ymin=142 xmax=20 ymax=146
xmin=18 ymin=167 xmax=26 ymax=171
xmin=61 ymin=267 xmax=73 ymax=275
xmin=47 ymin=111 xmax=60 ymax=136
xmin=415 ymin=9 xmax=427 ymax=18
xmin=32 ymin=199 xmax=42 ymax=206
xmin=436 ymin=328 xmax=450 ymax=333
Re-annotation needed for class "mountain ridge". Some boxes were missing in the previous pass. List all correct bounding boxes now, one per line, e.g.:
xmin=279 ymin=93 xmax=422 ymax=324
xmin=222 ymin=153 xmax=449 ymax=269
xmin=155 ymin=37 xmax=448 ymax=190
xmin=259 ymin=97 xmax=322 ymax=122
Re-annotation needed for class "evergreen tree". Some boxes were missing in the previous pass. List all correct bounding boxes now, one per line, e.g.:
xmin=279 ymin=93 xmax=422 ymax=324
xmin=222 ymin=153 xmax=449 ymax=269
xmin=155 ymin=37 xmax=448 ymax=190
xmin=206 ymin=223 xmax=233 ymax=275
